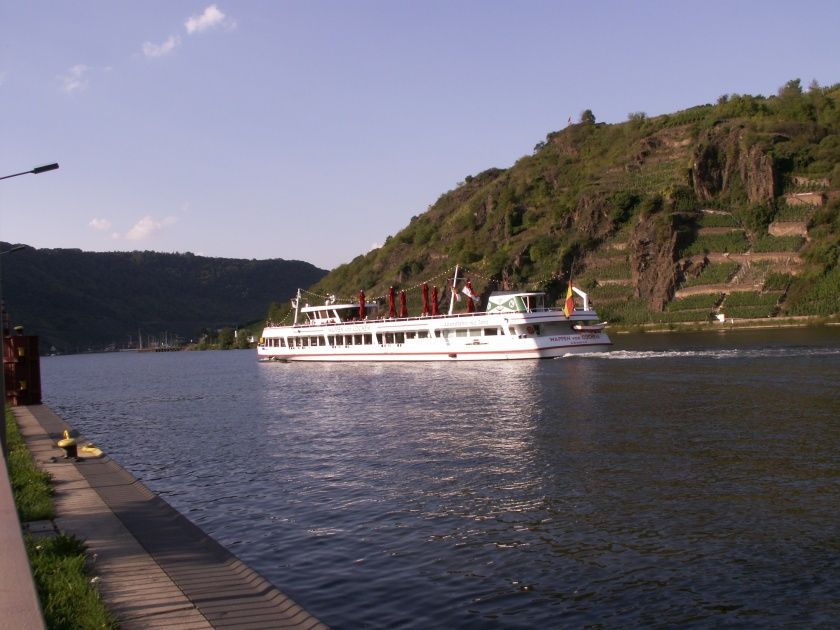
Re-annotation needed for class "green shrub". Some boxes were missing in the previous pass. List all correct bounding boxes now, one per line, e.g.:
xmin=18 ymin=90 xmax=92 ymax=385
xmin=786 ymin=268 xmax=840 ymax=315
xmin=735 ymin=203 xmax=776 ymax=233
xmin=699 ymin=212 xmax=739 ymax=228
xmin=774 ymin=203 xmax=811 ymax=222
xmin=5 ymin=408 xmax=54 ymax=521
xmin=27 ymin=535 xmax=117 ymax=630
xmin=763 ymin=272 xmax=792 ymax=291
xmin=592 ymin=259 xmax=632 ymax=280
xmin=667 ymin=293 xmax=723 ymax=310
xmin=682 ymin=262 xmax=739 ymax=287
xmin=654 ymin=310 xmax=714 ymax=323
xmin=723 ymin=305 xmax=776 ymax=318
xmin=589 ymin=283 xmax=634 ymax=300
xmin=724 ymin=291 xmax=781 ymax=307
xmin=752 ymin=235 xmax=804 ymax=252
xmin=682 ymin=232 xmax=749 ymax=256
xmin=599 ymin=298 xmax=652 ymax=325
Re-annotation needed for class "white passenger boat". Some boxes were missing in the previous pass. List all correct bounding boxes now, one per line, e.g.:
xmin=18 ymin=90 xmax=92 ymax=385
xmin=257 ymin=267 xmax=612 ymax=362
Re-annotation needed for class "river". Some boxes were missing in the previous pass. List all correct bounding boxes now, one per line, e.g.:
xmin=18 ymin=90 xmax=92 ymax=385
xmin=41 ymin=327 xmax=840 ymax=628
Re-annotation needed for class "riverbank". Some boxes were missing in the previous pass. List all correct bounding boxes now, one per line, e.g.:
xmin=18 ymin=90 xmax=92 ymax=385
xmin=7 ymin=404 xmax=327 ymax=629
xmin=609 ymin=314 xmax=840 ymax=334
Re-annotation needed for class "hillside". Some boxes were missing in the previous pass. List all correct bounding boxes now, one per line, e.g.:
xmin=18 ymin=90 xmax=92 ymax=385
xmin=2 ymin=246 xmax=327 ymax=352
xmin=283 ymin=79 xmax=840 ymax=328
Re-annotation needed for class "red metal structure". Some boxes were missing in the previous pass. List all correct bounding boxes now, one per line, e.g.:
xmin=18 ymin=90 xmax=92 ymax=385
xmin=4 ymin=328 xmax=42 ymax=406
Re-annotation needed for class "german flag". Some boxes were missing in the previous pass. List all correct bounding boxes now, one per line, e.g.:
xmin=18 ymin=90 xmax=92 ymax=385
xmin=563 ymin=279 xmax=575 ymax=318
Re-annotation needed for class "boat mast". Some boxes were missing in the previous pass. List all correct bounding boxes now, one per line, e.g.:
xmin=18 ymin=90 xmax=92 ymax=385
xmin=448 ymin=264 xmax=460 ymax=316
xmin=292 ymin=289 xmax=301 ymax=325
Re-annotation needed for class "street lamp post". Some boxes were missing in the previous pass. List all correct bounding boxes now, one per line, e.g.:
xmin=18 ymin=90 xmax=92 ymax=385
xmin=1 ymin=162 xmax=59 ymax=454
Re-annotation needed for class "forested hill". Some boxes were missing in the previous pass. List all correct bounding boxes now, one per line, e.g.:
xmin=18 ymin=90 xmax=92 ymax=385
xmin=294 ymin=79 xmax=840 ymax=327
xmin=2 ymin=245 xmax=327 ymax=352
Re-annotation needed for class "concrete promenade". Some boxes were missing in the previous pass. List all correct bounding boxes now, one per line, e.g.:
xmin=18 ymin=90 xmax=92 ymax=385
xmin=5 ymin=404 xmax=328 ymax=629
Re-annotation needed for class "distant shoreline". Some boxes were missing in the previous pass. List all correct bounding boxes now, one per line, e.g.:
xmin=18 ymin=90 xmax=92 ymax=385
xmin=611 ymin=315 xmax=840 ymax=335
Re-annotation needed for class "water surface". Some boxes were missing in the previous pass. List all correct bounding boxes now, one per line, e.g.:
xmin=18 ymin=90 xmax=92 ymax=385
xmin=42 ymin=328 xmax=840 ymax=628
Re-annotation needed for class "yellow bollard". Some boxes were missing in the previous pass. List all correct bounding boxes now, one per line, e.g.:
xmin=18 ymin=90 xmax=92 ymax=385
xmin=57 ymin=430 xmax=78 ymax=459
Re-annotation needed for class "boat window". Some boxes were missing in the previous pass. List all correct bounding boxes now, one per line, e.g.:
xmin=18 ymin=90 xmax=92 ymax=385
xmin=468 ymin=329 xmax=480 ymax=337
xmin=395 ymin=332 xmax=404 ymax=344
xmin=280 ymin=338 xmax=286 ymax=347
xmin=484 ymin=328 xmax=498 ymax=336
xmin=363 ymin=334 xmax=372 ymax=345
xmin=455 ymin=329 xmax=467 ymax=337
xmin=417 ymin=330 xmax=429 ymax=339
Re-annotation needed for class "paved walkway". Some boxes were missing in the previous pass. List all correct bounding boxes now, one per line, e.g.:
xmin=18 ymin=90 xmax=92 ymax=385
xmin=11 ymin=404 xmax=328 ymax=630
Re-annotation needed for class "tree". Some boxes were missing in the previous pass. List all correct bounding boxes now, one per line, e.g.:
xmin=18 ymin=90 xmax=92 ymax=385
xmin=580 ymin=109 xmax=596 ymax=125
xmin=217 ymin=327 xmax=235 ymax=348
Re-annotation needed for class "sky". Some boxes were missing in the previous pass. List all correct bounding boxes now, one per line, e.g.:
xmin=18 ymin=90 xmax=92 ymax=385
xmin=2 ymin=1 xmax=839 ymax=270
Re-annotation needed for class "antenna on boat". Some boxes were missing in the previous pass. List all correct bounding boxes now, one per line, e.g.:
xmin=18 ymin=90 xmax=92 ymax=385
xmin=448 ymin=265 xmax=460 ymax=316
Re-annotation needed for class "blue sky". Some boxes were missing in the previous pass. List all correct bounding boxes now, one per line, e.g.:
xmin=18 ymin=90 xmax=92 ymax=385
xmin=2 ymin=1 xmax=839 ymax=270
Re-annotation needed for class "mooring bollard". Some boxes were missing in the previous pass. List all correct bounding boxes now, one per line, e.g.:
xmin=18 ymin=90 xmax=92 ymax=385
xmin=57 ymin=430 xmax=78 ymax=459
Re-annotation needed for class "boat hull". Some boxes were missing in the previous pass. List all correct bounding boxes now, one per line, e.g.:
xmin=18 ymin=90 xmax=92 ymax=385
xmin=258 ymin=342 xmax=611 ymax=362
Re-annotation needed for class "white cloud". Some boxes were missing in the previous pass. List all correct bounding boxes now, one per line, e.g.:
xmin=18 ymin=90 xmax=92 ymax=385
xmin=185 ymin=5 xmax=231 ymax=34
xmin=60 ymin=64 xmax=89 ymax=93
xmin=125 ymin=215 xmax=178 ymax=241
xmin=142 ymin=35 xmax=181 ymax=58
xmin=88 ymin=218 xmax=112 ymax=231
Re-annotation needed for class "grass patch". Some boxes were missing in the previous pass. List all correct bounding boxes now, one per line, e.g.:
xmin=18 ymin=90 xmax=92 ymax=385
xmin=653 ymin=310 xmax=714 ymax=323
xmin=599 ymin=298 xmax=652 ymax=325
xmin=752 ymin=235 xmax=804 ymax=252
xmin=589 ymin=282 xmax=634 ymax=300
xmin=668 ymin=293 xmax=723 ymax=310
xmin=5 ymin=408 xmax=54 ymax=521
xmin=699 ymin=212 xmax=739 ymax=228
xmin=785 ymin=268 xmax=840 ymax=316
xmin=590 ymin=259 xmax=632 ymax=280
xmin=773 ymin=203 xmax=812 ymax=222
xmin=682 ymin=232 xmax=749 ymax=256
xmin=764 ymin=272 xmax=792 ymax=291
xmin=26 ymin=534 xmax=117 ymax=630
xmin=682 ymin=262 xmax=739 ymax=287
xmin=724 ymin=291 xmax=782 ymax=307
xmin=723 ymin=305 xmax=776 ymax=318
